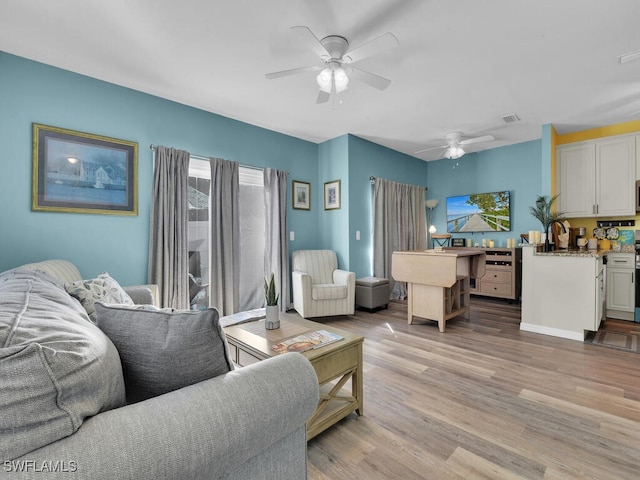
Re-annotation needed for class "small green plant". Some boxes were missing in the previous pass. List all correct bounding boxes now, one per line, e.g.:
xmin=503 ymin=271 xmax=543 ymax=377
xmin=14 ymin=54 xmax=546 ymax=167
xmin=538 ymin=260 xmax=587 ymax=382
xmin=529 ymin=194 xmax=566 ymax=250
xmin=264 ymin=273 xmax=279 ymax=306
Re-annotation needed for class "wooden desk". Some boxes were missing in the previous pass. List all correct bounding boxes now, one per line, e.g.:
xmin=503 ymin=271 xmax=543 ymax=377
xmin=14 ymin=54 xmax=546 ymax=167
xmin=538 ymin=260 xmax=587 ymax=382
xmin=391 ymin=249 xmax=486 ymax=331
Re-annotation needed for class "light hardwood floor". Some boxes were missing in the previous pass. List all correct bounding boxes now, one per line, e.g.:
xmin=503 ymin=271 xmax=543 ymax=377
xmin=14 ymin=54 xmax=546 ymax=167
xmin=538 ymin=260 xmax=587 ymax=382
xmin=306 ymin=298 xmax=640 ymax=480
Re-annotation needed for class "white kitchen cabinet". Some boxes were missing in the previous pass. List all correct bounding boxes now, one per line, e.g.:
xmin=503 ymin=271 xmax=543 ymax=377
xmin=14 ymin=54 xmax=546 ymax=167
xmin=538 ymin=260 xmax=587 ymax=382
xmin=606 ymin=253 xmax=635 ymax=320
xmin=521 ymin=247 xmax=604 ymax=341
xmin=556 ymin=134 xmax=636 ymax=217
xmin=557 ymin=143 xmax=595 ymax=217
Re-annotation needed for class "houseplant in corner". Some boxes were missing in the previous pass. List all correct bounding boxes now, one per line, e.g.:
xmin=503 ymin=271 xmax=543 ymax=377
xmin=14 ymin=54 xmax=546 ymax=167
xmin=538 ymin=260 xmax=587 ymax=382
xmin=264 ymin=273 xmax=280 ymax=330
xmin=529 ymin=194 xmax=566 ymax=252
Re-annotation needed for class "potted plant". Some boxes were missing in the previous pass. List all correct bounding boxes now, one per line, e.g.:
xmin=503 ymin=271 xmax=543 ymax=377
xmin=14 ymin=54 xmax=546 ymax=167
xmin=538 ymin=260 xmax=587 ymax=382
xmin=264 ymin=273 xmax=280 ymax=330
xmin=529 ymin=194 xmax=566 ymax=252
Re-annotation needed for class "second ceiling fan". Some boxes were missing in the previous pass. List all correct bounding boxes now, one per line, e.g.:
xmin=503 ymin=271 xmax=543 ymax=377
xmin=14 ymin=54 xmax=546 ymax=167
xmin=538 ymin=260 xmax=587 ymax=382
xmin=416 ymin=131 xmax=496 ymax=159
xmin=265 ymin=26 xmax=398 ymax=104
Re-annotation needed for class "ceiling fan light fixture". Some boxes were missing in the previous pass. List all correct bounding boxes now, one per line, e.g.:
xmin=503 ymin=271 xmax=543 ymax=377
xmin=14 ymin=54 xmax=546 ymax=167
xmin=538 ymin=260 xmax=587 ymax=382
xmin=445 ymin=146 xmax=465 ymax=159
xmin=334 ymin=67 xmax=349 ymax=93
xmin=316 ymin=68 xmax=333 ymax=92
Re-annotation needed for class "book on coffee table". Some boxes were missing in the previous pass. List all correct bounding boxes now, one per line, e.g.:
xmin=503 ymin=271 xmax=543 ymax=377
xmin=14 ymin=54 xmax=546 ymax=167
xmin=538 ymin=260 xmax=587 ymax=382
xmin=271 ymin=330 xmax=343 ymax=354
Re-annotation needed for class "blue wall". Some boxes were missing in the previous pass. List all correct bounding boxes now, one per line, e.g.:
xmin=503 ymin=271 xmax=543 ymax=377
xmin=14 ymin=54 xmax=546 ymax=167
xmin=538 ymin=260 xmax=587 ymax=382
xmin=347 ymin=135 xmax=429 ymax=277
xmin=1 ymin=52 xmax=553 ymax=288
xmin=314 ymin=134 xmax=430 ymax=278
xmin=317 ymin=135 xmax=350 ymax=268
xmin=0 ymin=52 xmax=318 ymax=285
xmin=426 ymin=140 xmax=543 ymax=247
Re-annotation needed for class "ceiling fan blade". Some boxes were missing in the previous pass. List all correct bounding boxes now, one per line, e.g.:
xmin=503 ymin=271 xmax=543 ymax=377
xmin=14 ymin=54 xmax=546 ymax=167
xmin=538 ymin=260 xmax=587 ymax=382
xmin=316 ymin=90 xmax=330 ymax=104
xmin=344 ymin=32 xmax=398 ymax=64
xmin=349 ymin=66 xmax=391 ymax=90
xmin=460 ymin=135 xmax=495 ymax=146
xmin=290 ymin=26 xmax=331 ymax=58
xmin=415 ymin=144 xmax=448 ymax=154
xmin=265 ymin=65 xmax=321 ymax=80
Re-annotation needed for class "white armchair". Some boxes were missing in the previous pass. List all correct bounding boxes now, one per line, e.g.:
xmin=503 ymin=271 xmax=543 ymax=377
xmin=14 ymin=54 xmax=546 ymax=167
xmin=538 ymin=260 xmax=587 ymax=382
xmin=291 ymin=250 xmax=356 ymax=318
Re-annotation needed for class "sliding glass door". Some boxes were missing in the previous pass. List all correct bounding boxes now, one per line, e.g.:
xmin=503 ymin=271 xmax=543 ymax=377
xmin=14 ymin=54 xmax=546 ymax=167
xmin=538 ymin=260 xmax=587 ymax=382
xmin=188 ymin=159 xmax=265 ymax=311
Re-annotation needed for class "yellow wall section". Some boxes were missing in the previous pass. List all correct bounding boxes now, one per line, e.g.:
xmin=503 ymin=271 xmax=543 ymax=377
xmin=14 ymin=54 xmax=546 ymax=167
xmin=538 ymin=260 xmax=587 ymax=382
xmin=556 ymin=119 xmax=640 ymax=144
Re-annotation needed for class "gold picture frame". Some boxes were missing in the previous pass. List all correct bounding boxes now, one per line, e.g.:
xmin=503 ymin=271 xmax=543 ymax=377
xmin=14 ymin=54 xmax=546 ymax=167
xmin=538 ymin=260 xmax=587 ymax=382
xmin=292 ymin=180 xmax=311 ymax=210
xmin=324 ymin=179 xmax=341 ymax=210
xmin=32 ymin=123 xmax=138 ymax=215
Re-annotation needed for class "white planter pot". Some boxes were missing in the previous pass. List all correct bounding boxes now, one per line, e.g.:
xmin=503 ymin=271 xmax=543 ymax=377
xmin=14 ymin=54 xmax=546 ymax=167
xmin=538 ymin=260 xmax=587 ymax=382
xmin=265 ymin=305 xmax=280 ymax=330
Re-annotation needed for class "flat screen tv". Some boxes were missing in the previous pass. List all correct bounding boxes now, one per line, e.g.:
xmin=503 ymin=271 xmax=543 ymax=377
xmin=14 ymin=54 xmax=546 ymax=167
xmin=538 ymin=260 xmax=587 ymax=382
xmin=446 ymin=191 xmax=511 ymax=233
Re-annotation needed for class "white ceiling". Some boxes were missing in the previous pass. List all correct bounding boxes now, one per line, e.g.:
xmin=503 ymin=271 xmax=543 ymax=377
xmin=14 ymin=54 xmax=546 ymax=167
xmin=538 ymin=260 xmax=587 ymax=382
xmin=2 ymin=0 xmax=640 ymax=160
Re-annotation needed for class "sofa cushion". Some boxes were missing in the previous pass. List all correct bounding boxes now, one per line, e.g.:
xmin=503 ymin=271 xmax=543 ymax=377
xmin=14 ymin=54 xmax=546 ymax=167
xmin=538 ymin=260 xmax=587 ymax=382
xmin=95 ymin=304 xmax=233 ymax=404
xmin=22 ymin=259 xmax=83 ymax=284
xmin=292 ymin=250 xmax=337 ymax=285
xmin=312 ymin=284 xmax=348 ymax=300
xmin=0 ymin=268 xmax=126 ymax=461
xmin=66 ymin=272 xmax=134 ymax=322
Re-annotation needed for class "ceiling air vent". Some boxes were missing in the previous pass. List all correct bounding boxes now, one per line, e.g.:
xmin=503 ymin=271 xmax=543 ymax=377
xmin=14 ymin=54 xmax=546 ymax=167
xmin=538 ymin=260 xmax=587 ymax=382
xmin=501 ymin=113 xmax=521 ymax=124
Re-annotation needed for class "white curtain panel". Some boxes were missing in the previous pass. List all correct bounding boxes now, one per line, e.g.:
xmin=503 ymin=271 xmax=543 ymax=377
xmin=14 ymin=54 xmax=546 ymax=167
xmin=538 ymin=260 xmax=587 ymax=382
xmin=373 ymin=178 xmax=427 ymax=300
xmin=148 ymin=146 xmax=190 ymax=309
xmin=264 ymin=168 xmax=289 ymax=312
xmin=209 ymin=158 xmax=240 ymax=316
xmin=238 ymin=182 xmax=265 ymax=311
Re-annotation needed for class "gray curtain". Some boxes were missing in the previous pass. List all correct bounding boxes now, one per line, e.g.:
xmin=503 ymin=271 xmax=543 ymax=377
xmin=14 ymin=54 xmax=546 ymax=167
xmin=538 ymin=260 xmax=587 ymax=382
xmin=148 ymin=146 xmax=190 ymax=309
xmin=373 ymin=178 xmax=427 ymax=300
xmin=263 ymin=168 xmax=289 ymax=312
xmin=209 ymin=157 xmax=240 ymax=316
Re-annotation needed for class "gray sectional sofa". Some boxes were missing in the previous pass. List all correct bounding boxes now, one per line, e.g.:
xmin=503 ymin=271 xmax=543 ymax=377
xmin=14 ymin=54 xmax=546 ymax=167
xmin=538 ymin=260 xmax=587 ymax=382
xmin=1 ymin=260 xmax=319 ymax=479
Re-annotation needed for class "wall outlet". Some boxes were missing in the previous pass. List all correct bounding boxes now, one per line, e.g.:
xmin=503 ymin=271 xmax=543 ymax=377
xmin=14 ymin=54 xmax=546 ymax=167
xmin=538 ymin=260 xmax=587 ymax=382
xmin=289 ymin=231 xmax=295 ymax=241
xmin=356 ymin=230 xmax=360 ymax=240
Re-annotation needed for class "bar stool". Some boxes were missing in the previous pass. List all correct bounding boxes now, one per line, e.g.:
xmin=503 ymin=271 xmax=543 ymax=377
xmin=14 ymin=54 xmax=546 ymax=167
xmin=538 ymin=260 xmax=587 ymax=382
xmin=432 ymin=233 xmax=451 ymax=247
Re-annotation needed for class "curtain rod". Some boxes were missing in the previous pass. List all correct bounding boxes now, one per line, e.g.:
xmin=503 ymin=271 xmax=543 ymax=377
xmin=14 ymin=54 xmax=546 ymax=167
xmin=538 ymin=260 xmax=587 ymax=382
xmin=149 ymin=144 xmax=275 ymax=173
xmin=369 ymin=176 xmax=427 ymax=190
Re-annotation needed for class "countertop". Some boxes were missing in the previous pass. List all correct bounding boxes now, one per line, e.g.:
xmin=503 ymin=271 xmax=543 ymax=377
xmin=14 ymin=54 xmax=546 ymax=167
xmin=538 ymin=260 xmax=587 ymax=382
xmin=397 ymin=248 xmax=486 ymax=258
xmin=527 ymin=246 xmax=634 ymax=258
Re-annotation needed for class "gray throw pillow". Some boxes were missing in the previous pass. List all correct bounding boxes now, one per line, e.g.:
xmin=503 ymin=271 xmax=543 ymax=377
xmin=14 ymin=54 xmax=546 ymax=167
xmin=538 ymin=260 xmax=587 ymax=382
xmin=0 ymin=268 xmax=126 ymax=461
xmin=95 ymin=304 xmax=233 ymax=404
xmin=66 ymin=272 xmax=134 ymax=322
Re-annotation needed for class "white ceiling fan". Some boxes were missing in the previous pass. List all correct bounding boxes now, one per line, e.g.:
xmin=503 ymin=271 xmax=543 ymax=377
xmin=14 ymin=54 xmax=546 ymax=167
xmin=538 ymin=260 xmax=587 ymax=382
xmin=415 ymin=131 xmax=496 ymax=159
xmin=265 ymin=26 xmax=398 ymax=104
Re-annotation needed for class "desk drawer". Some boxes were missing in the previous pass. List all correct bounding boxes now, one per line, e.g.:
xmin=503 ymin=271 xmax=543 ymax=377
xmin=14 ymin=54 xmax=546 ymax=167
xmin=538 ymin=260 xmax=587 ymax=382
xmin=480 ymin=281 xmax=512 ymax=296
xmin=482 ymin=270 xmax=511 ymax=283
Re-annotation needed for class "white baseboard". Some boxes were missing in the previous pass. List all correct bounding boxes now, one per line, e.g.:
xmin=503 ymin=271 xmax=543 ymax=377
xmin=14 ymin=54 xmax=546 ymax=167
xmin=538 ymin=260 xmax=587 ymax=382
xmin=606 ymin=309 xmax=635 ymax=321
xmin=519 ymin=322 xmax=585 ymax=342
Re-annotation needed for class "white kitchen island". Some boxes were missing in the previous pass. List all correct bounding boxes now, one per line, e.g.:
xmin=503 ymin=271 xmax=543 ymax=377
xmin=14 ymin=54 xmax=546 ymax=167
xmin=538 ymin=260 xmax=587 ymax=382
xmin=521 ymin=246 xmax=605 ymax=341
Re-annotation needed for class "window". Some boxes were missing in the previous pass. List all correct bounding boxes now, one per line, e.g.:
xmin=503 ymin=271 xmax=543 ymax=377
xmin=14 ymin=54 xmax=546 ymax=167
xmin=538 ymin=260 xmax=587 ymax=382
xmin=188 ymin=159 xmax=211 ymax=310
xmin=188 ymin=159 xmax=265 ymax=311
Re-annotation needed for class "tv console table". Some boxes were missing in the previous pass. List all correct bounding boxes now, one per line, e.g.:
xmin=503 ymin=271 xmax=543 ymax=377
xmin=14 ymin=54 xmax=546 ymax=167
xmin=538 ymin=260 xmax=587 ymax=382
xmin=469 ymin=247 xmax=521 ymax=301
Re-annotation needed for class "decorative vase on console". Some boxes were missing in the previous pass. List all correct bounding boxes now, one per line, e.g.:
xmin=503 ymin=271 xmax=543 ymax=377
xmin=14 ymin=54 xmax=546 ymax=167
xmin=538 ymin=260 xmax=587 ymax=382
xmin=528 ymin=195 xmax=566 ymax=252
xmin=264 ymin=273 xmax=280 ymax=330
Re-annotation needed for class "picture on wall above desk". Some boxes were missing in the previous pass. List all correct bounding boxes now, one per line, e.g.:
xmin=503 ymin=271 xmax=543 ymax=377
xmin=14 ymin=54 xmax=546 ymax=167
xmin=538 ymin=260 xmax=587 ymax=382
xmin=324 ymin=179 xmax=341 ymax=210
xmin=292 ymin=180 xmax=310 ymax=210
xmin=32 ymin=123 xmax=138 ymax=216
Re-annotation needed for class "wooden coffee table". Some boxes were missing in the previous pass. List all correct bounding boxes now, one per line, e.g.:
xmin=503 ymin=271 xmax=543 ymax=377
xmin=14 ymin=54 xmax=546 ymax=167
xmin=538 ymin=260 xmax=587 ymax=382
xmin=223 ymin=312 xmax=364 ymax=440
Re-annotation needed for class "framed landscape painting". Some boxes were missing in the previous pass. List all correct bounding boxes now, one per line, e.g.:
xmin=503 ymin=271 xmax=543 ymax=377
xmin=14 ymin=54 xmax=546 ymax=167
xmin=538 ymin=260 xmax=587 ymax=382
xmin=324 ymin=179 xmax=341 ymax=210
xmin=292 ymin=180 xmax=311 ymax=210
xmin=32 ymin=124 xmax=138 ymax=215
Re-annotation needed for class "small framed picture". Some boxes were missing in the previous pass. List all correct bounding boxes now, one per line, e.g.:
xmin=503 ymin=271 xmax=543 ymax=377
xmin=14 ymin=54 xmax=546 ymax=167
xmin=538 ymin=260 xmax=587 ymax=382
xmin=292 ymin=180 xmax=310 ymax=210
xmin=32 ymin=123 xmax=138 ymax=215
xmin=324 ymin=180 xmax=341 ymax=210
